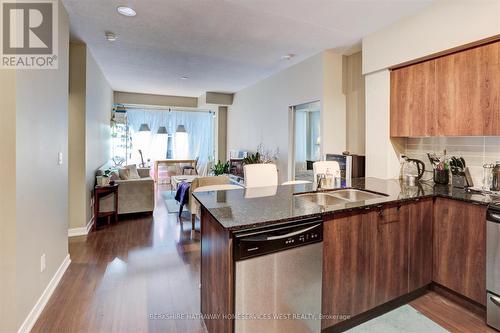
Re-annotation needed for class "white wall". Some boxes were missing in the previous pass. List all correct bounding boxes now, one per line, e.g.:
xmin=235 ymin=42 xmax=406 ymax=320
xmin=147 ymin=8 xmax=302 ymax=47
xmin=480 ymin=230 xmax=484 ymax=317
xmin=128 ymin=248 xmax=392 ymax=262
xmin=228 ymin=50 xmax=346 ymax=182
xmin=363 ymin=0 xmax=500 ymax=179
xmin=85 ymin=50 xmax=113 ymax=224
xmin=13 ymin=1 xmax=70 ymax=330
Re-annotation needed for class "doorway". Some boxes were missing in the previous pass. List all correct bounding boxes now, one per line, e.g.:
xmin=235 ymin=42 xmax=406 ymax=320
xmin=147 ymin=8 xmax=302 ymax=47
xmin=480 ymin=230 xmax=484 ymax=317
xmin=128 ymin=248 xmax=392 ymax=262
xmin=290 ymin=101 xmax=320 ymax=181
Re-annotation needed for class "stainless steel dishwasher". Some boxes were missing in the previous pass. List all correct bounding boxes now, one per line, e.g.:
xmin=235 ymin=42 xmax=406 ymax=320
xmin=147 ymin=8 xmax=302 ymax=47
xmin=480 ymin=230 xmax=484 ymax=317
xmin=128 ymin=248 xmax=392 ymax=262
xmin=233 ymin=218 xmax=323 ymax=333
xmin=487 ymin=203 xmax=500 ymax=330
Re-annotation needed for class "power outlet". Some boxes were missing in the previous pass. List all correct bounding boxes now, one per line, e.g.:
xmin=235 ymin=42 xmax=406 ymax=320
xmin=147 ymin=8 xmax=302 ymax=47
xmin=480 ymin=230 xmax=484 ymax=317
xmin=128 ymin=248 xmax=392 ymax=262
xmin=58 ymin=152 xmax=63 ymax=165
xmin=40 ymin=254 xmax=46 ymax=273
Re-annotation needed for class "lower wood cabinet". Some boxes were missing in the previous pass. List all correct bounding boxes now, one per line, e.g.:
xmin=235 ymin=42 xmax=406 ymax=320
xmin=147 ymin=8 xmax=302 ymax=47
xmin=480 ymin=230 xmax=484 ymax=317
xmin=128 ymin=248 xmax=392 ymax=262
xmin=322 ymin=211 xmax=375 ymax=329
xmin=433 ymin=198 xmax=487 ymax=305
xmin=322 ymin=204 xmax=410 ymax=329
xmin=409 ymin=199 xmax=433 ymax=291
xmin=371 ymin=205 xmax=409 ymax=305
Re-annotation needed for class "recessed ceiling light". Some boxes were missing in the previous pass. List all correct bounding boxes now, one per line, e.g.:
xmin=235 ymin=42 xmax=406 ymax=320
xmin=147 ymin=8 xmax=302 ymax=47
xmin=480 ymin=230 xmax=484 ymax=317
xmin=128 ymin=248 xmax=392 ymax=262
xmin=105 ymin=32 xmax=117 ymax=41
xmin=180 ymin=76 xmax=189 ymax=80
xmin=117 ymin=6 xmax=136 ymax=17
xmin=281 ymin=54 xmax=296 ymax=60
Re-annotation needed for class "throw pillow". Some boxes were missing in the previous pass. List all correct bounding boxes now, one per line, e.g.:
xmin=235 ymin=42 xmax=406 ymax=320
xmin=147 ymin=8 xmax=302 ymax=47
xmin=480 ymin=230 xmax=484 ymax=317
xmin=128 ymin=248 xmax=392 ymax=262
xmin=126 ymin=164 xmax=141 ymax=179
xmin=118 ymin=168 xmax=130 ymax=180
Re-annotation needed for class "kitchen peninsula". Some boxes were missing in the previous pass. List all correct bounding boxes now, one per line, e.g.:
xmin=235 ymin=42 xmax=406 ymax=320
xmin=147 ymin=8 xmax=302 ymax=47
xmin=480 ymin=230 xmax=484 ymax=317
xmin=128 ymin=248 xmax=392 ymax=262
xmin=193 ymin=178 xmax=491 ymax=333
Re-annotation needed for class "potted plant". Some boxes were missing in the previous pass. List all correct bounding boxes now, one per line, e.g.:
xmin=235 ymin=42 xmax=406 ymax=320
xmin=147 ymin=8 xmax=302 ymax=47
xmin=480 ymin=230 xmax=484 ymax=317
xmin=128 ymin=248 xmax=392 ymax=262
xmin=212 ymin=160 xmax=230 ymax=176
xmin=243 ymin=152 xmax=261 ymax=165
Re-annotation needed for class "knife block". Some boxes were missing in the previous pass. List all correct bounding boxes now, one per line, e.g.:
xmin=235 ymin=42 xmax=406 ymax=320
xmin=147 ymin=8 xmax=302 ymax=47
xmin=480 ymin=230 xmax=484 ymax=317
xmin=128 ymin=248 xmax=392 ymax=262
xmin=452 ymin=173 xmax=467 ymax=188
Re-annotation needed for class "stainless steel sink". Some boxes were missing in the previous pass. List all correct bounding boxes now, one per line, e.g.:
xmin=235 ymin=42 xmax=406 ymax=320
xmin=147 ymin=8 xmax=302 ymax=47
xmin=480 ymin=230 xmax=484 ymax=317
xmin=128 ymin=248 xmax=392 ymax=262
xmin=295 ymin=189 xmax=387 ymax=207
xmin=329 ymin=189 xmax=386 ymax=201
xmin=295 ymin=192 xmax=350 ymax=206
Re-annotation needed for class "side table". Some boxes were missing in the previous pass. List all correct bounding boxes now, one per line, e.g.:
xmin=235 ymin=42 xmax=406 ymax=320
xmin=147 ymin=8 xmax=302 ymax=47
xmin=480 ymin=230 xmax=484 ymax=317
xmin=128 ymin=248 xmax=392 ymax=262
xmin=93 ymin=184 xmax=119 ymax=231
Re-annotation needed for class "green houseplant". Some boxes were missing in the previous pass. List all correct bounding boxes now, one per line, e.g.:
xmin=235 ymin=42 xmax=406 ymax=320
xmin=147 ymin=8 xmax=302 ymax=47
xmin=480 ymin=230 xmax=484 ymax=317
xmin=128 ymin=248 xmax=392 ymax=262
xmin=212 ymin=160 xmax=230 ymax=176
xmin=243 ymin=152 xmax=261 ymax=165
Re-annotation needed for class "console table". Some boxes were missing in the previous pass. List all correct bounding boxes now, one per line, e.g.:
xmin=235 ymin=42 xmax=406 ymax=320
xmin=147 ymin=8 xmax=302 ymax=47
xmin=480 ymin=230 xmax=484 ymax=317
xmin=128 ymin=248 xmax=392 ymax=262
xmin=93 ymin=184 xmax=119 ymax=231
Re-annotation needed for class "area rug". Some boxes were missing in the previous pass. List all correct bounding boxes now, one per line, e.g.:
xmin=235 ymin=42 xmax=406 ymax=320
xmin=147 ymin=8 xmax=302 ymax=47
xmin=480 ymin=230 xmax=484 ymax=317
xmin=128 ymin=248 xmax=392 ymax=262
xmin=346 ymin=305 xmax=448 ymax=333
xmin=161 ymin=191 xmax=180 ymax=214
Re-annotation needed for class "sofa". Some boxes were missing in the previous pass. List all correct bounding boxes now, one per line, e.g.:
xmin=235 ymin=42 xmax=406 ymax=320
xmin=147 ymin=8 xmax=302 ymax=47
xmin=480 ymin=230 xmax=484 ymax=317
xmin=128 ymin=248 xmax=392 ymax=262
xmin=97 ymin=164 xmax=154 ymax=215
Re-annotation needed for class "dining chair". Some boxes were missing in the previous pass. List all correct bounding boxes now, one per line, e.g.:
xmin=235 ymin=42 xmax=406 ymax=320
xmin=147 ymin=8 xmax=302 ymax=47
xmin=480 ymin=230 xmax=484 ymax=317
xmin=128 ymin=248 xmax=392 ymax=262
xmin=182 ymin=157 xmax=198 ymax=175
xmin=244 ymin=164 xmax=278 ymax=188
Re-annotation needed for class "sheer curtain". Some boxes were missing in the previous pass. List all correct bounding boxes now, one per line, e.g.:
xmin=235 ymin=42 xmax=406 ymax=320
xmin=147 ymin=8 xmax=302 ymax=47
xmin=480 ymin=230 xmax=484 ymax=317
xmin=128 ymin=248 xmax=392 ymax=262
xmin=126 ymin=108 xmax=215 ymax=173
xmin=294 ymin=111 xmax=307 ymax=172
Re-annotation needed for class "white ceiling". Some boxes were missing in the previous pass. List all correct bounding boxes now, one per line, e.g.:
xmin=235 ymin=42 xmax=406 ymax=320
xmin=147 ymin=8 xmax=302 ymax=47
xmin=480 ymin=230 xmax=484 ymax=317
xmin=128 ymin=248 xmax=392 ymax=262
xmin=63 ymin=0 xmax=433 ymax=97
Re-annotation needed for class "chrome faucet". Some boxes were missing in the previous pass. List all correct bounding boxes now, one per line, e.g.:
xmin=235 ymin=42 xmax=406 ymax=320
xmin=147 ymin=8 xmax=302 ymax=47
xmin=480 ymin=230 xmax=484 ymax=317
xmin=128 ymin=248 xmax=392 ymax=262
xmin=316 ymin=173 xmax=326 ymax=191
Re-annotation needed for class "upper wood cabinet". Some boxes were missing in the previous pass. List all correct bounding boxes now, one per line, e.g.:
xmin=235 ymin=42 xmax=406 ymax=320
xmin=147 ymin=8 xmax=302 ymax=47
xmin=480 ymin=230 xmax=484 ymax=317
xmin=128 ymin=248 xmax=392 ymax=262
xmin=390 ymin=40 xmax=500 ymax=137
xmin=390 ymin=60 xmax=437 ymax=137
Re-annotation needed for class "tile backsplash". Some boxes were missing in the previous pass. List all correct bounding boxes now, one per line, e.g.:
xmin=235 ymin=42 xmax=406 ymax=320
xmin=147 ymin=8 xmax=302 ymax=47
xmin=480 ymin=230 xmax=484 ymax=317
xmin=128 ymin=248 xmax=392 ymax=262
xmin=405 ymin=137 xmax=500 ymax=188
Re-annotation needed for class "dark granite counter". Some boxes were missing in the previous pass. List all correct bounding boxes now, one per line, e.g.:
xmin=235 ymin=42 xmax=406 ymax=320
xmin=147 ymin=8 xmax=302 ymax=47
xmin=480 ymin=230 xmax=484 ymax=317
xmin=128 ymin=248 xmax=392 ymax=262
xmin=192 ymin=177 xmax=495 ymax=232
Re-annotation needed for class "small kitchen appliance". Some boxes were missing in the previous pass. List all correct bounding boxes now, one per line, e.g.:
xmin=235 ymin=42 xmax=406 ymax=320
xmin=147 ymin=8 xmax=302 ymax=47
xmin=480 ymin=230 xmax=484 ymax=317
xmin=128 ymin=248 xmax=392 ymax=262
xmin=325 ymin=153 xmax=365 ymax=180
xmin=401 ymin=156 xmax=425 ymax=185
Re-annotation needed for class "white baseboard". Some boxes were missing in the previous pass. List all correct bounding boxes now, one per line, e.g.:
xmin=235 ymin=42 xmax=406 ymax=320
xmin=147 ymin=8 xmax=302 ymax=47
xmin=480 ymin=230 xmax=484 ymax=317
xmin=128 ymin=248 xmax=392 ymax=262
xmin=68 ymin=217 xmax=94 ymax=237
xmin=17 ymin=254 xmax=71 ymax=333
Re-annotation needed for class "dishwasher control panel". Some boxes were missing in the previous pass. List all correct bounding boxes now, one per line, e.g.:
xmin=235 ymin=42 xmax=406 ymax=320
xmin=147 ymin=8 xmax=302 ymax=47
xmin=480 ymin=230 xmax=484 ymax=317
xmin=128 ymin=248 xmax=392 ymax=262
xmin=234 ymin=219 xmax=323 ymax=261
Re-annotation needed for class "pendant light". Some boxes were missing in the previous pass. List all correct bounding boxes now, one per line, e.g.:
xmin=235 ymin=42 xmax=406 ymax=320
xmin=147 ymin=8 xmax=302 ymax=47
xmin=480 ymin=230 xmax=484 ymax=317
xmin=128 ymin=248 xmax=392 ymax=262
xmin=139 ymin=123 xmax=150 ymax=132
xmin=157 ymin=126 xmax=168 ymax=134
xmin=176 ymin=125 xmax=186 ymax=133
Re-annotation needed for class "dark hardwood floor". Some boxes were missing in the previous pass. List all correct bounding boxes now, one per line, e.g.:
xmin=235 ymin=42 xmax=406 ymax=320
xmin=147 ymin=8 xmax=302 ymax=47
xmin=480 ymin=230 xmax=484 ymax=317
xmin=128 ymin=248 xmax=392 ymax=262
xmin=32 ymin=185 xmax=206 ymax=333
xmin=32 ymin=185 xmax=494 ymax=333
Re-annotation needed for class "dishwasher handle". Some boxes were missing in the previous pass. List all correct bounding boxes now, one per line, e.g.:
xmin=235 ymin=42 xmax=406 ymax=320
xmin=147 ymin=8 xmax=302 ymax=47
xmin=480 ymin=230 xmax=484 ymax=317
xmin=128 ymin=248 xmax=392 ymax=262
xmin=267 ymin=224 xmax=321 ymax=240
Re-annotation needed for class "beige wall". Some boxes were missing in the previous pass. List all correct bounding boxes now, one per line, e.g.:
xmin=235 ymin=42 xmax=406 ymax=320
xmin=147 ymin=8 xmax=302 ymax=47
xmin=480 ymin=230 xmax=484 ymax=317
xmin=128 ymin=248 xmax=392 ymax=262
xmin=363 ymin=0 xmax=500 ymax=74
xmin=217 ymin=106 xmax=228 ymax=162
xmin=321 ymin=50 xmax=346 ymax=158
xmin=114 ymin=91 xmax=197 ymax=108
xmin=228 ymin=50 xmax=347 ymax=182
xmin=0 ymin=70 xmax=17 ymax=333
xmin=11 ymin=2 xmax=70 ymax=330
xmin=85 ymin=50 xmax=113 ymax=225
xmin=69 ymin=43 xmax=87 ymax=229
xmin=363 ymin=0 xmax=500 ymax=179
xmin=68 ymin=44 xmax=113 ymax=230
xmin=228 ymin=52 xmax=323 ymax=183
xmin=343 ymin=52 xmax=365 ymax=155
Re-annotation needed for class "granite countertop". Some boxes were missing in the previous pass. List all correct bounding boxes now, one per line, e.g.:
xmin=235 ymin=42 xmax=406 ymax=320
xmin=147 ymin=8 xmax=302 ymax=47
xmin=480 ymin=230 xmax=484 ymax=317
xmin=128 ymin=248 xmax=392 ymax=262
xmin=192 ymin=177 xmax=495 ymax=232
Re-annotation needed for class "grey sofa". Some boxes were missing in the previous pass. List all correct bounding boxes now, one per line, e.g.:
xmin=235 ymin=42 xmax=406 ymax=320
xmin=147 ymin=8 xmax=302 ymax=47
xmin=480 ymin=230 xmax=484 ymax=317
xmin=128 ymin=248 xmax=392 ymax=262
xmin=98 ymin=165 xmax=154 ymax=215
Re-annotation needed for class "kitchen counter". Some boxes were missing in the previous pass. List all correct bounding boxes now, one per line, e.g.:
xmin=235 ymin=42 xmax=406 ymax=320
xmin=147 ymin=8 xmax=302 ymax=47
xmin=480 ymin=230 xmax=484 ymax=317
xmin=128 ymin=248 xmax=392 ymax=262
xmin=193 ymin=177 xmax=494 ymax=231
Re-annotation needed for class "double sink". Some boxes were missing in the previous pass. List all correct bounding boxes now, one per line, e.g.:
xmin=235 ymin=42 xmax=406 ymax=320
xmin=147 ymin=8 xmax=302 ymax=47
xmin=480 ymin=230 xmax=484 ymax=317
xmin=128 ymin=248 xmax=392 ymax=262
xmin=295 ymin=189 xmax=387 ymax=206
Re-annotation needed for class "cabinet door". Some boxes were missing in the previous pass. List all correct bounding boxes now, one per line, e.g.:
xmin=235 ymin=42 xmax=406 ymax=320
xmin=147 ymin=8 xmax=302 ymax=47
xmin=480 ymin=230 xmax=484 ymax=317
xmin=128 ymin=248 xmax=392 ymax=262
xmin=390 ymin=60 xmax=436 ymax=137
xmin=433 ymin=198 xmax=487 ymax=305
xmin=372 ymin=205 xmax=409 ymax=305
xmin=408 ymin=199 xmax=433 ymax=291
xmin=436 ymin=42 xmax=500 ymax=136
xmin=322 ymin=212 xmax=376 ymax=329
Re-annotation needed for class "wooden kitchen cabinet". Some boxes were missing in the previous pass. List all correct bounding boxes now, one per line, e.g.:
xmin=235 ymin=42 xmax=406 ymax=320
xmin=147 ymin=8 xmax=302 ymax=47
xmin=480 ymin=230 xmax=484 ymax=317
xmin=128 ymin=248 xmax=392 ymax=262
xmin=390 ymin=60 xmax=436 ymax=137
xmin=390 ymin=40 xmax=500 ymax=137
xmin=371 ymin=205 xmax=409 ymax=305
xmin=322 ymin=211 xmax=376 ymax=329
xmin=433 ymin=198 xmax=487 ymax=305
xmin=322 ymin=205 xmax=409 ymax=329
xmin=408 ymin=199 xmax=433 ymax=291
xmin=436 ymin=41 xmax=500 ymax=136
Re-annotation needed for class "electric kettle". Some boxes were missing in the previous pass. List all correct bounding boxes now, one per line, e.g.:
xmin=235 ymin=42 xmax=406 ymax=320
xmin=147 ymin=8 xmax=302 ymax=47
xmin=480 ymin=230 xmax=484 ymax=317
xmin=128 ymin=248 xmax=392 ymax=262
xmin=402 ymin=156 xmax=426 ymax=185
